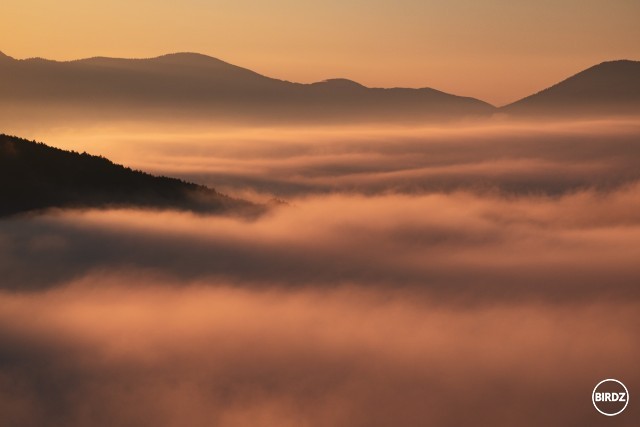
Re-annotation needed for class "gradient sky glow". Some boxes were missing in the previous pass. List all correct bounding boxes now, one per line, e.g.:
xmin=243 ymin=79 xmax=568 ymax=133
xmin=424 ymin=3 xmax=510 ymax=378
xmin=2 ymin=0 xmax=639 ymax=105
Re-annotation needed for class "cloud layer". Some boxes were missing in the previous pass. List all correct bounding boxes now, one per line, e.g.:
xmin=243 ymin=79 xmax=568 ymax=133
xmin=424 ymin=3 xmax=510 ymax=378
xmin=0 ymin=282 xmax=638 ymax=427
xmin=2 ymin=189 xmax=640 ymax=301
xmin=1 ymin=120 xmax=640 ymax=426
xmin=20 ymin=118 xmax=640 ymax=198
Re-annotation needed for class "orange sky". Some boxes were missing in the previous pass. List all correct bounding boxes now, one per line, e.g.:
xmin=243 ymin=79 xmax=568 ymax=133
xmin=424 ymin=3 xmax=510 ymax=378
xmin=2 ymin=0 xmax=639 ymax=105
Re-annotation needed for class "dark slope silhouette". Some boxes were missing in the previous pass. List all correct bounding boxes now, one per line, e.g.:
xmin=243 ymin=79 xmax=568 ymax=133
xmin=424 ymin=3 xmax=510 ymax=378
xmin=0 ymin=134 xmax=257 ymax=217
xmin=503 ymin=60 xmax=640 ymax=117
xmin=0 ymin=52 xmax=494 ymax=123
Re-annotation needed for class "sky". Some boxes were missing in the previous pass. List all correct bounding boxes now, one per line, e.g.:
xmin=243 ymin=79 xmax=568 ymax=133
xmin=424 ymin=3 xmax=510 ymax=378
xmin=2 ymin=0 xmax=640 ymax=105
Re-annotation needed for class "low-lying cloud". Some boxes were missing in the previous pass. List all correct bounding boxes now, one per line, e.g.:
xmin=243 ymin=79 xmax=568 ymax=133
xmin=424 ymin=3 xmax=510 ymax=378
xmin=0 ymin=282 xmax=638 ymax=427
xmin=1 ymin=120 xmax=639 ymax=426
xmin=2 ymin=188 xmax=640 ymax=301
xmin=18 ymin=118 xmax=640 ymax=198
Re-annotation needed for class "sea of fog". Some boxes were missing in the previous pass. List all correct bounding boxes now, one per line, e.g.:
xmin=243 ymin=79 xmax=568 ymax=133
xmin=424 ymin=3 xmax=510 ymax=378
xmin=1 ymin=119 xmax=639 ymax=426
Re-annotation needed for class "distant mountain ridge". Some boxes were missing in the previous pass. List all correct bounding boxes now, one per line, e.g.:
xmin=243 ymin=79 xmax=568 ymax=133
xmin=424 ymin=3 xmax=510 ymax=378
xmin=1 ymin=52 xmax=638 ymax=122
xmin=502 ymin=60 xmax=640 ymax=116
xmin=0 ymin=51 xmax=493 ymax=123
xmin=0 ymin=134 xmax=257 ymax=216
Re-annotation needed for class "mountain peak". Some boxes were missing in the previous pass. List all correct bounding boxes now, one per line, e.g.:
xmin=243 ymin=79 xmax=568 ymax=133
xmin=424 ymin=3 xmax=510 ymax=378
xmin=73 ymin=51 xmax=233 ymax=68
xmin=152 ymin=52 xmax=229 ymax=65
xmin=503 ymin=59 xmax=640 ymax=115
xmin=312 ymin=78 xmax=366 ymax=89
xmin=593 ymin=59 xmax=638 ymax=67
xmin=578 ymin=59 xmax=640 ymax=76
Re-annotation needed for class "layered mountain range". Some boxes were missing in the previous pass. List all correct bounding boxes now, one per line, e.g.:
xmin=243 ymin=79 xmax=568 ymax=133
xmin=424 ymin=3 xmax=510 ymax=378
xmin=0 ymin=51 xmax=490 ymax=123
xmin=2 ymin=51 xmax=637 ymax=123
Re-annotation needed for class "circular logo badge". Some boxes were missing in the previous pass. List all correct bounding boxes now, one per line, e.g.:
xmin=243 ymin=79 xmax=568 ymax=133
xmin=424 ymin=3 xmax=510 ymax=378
xmin=592 ymin=379 xmax=629 ymax=416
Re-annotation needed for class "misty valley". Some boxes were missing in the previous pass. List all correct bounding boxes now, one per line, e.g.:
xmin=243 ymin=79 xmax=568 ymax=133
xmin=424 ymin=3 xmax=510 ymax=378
xmin=1 ymin=52 xmax=639 ymax=427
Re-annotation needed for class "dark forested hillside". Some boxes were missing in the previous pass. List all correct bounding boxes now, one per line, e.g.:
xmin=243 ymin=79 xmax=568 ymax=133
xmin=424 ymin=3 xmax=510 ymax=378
xmin=0 ymin=134 xmax=256 ymax=216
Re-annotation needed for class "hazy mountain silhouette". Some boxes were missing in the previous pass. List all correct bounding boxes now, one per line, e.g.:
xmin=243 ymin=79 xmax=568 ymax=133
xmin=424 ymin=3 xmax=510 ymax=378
xmin=0 ymin=134 xmax=257 ymax=217
xmin=503 ymin=60 xmax=640 ymax=116
xmin=0 ymin=52 xmax=494 ymax=123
